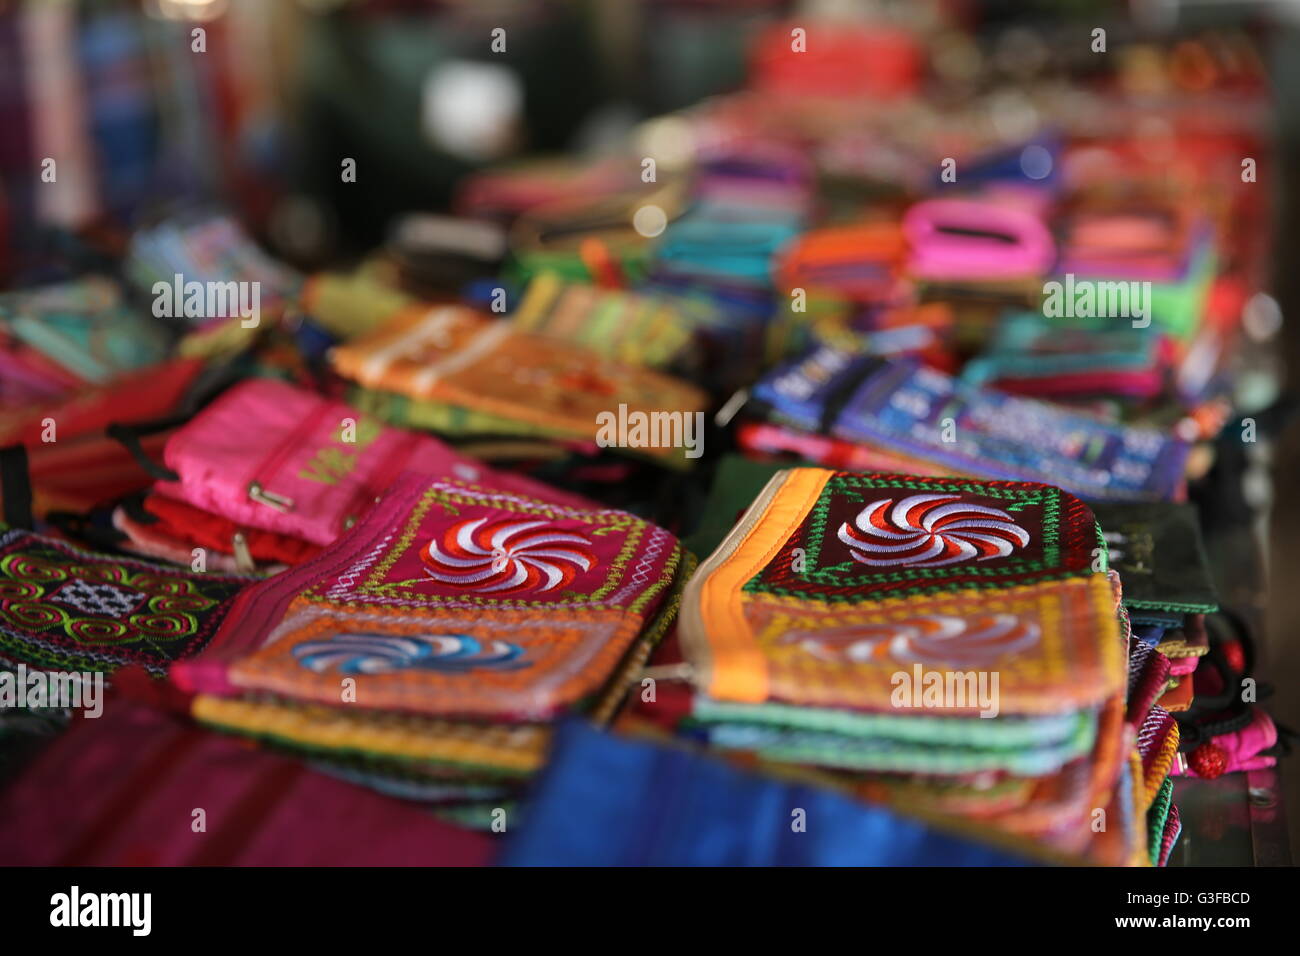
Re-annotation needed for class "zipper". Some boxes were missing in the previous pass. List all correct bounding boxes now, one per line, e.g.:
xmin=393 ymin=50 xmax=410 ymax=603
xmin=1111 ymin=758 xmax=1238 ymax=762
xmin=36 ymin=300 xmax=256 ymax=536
xmin=231 ymin=531 xmax=257 ymax=573
xmin=247 ymin=482 xmax=294 ymax=512
xmin=335 ymin=431 xmax=422 ymax=533
xmin=244 ymin=399 xmax=337 ymax=513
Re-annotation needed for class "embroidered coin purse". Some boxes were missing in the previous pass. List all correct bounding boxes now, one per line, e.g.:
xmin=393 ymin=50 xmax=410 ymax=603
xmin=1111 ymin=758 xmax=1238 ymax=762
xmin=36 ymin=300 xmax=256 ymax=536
xmin=749 ymin=348 xmax=1190 ymax=502
xmin=774 ymin=221 xmax=908 ymax=306
xmin=173 ymin=471 xmax=685 ymax=721
xmin=679 ymin=468 xmax=1124 ymax=714
xmin=511 ymin=271 xmax=696 ymax=371
xmin=0 ymin=275 xmax=170 ymax=384
xmin=329 ymin=305 xmax=709 ymax=466
xmin=149 ymin=377 xmax=586 ymax=550
xmin=960 ymin=313 xmax=1167 ymax=401
xmin=1092 ymin=502 xmax=1219 ymax=617
xmin=0 ymin=528 xmax=251 ymax=676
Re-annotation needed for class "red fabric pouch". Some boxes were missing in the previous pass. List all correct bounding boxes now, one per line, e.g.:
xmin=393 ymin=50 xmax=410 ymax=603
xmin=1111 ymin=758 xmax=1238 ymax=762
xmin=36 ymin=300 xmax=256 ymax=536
xmin=0 ymin=700 xmax=493 ymax=866
xmin=142 ymin=493 xmax=324 ymax=567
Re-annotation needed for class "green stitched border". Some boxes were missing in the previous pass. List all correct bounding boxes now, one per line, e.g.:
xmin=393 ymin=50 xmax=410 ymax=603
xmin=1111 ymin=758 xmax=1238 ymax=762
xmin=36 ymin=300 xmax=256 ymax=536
xmin=745 ymin=474 xmax=1066 ymax=598
xmin=1147 ymin=776 xmax=1175 ymax=865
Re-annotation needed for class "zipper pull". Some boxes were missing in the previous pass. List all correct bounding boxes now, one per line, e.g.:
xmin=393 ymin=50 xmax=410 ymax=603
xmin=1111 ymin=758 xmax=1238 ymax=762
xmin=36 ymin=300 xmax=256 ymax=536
xmin=231 ymin=531 xmax=257 ymax=574
xmin=248 ymin=482 xmax=294 ymax=512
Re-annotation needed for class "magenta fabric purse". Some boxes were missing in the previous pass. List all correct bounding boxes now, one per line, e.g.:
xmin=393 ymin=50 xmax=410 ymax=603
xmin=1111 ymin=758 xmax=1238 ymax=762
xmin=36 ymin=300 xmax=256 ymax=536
xmin=1176 ymin=708 xmax=1279 ymax=777
xmin=903 ymin=198 xmax=1056 ymax=280
xmin=0 ymin=701 xmax=493 ymax=866
xmin=152 ymin=378 xmax=588 ymax=547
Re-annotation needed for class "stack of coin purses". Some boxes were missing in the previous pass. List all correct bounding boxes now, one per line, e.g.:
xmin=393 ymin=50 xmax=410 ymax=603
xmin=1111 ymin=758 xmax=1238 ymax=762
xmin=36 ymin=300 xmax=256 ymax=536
xmin=651 ymin=149 xmax=810 ymax=292
xmin=1053 ymin=193 xmax=1216 ymax=343
xmin=507 ymin=180 xmax=685 ymax=285
xmin=774 ymin=222 xmax=908 ymax=310
xmin=329 ymin=304 xmax=709 ymax=469
xmin=904 ymin=196 xmax=1056 ymax=313
xmin=112 ymin=378 xmax=590 ymax=574
xmin=1125 ymin=640 xmax=1183 ymax=866
xmin=169 ymin=470 xmax=689 ymax=823
xmin=739 ymin=347 xmax=1190 ymax=503
xmin=0 ymin=275 xmax=170 ymax=393
xmin=510 ymin=270 xmax=779 ymax=396
xmin=1092 ymin=501 xmax=1219 ymax=719
xmin=674 ymin=467 xmax=1143 ymax=864
xmin=1088 ymin=500 xmax=1283 ymax=842
xmin=510 ymin=271 xmax=700 ymax=373
xmin=123 ymin=214 xmax=302 ymax=358
xmin=960 ymin=312 xmax=1171 ymax=403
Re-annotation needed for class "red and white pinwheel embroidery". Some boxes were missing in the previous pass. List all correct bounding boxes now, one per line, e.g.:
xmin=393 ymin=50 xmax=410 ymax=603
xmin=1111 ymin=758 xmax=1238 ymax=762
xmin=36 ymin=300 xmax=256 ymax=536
xmin=419 ymin=518 xmax=596 ymax=594
xmin=837 ymin=494 xmax=1030 ymax=569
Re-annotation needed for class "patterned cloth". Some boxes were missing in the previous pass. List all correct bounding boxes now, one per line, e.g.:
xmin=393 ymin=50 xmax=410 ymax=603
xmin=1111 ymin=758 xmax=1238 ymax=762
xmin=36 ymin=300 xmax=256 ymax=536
xmin=173 ymin=471 xmax=689 ymax=786
xmin=747 ymin=349 xmax=1190 ymax=502
xmin=0 ymin=700 xmax=493 ymax=866
xmin=672 ymin=467 xmax=1139 ymax=863
xmin=0 ymin=528 xmax=250 ymax=676
xmin=330 ymin=305 xmax=708 ymax=467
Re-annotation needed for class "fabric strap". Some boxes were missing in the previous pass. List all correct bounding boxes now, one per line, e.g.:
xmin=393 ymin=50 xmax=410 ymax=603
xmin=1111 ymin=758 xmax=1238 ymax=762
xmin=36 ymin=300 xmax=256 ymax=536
xmin=0 ymin=444 xmax=33 ymax=530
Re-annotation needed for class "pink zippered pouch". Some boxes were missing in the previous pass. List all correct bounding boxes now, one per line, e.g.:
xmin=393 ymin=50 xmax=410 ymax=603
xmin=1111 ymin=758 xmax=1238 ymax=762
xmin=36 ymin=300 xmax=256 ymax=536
xmin=153 ymin=378 xmax=589 ymax=546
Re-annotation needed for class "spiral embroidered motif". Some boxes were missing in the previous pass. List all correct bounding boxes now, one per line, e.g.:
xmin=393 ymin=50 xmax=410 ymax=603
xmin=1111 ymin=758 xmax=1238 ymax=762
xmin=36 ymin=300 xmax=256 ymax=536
xmin=293 ymin=632 xmax=527 ymax=674
xmin=837 ymin=494 xmax=1030 ymax=568
xmin=419 ymin=517 xmax=596 ymax=594
xmin=788 ymin=614 xmax=1040 ymax=666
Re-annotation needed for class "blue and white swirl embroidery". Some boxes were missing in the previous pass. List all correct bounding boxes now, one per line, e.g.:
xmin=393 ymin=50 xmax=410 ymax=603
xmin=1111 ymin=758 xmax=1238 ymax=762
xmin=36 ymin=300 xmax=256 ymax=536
xmin=292 ymin=633 xmax=528 ymax=674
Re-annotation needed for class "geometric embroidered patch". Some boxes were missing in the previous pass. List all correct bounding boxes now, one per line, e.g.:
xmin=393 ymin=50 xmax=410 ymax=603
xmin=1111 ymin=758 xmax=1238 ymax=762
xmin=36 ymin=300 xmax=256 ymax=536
xmin=0 ymin=529 xmax=251 ymax=675
xmin=745 ymin=472 xmax=1101 ymax=604
xmin=51 ymin=580 xmax=145 ymax=618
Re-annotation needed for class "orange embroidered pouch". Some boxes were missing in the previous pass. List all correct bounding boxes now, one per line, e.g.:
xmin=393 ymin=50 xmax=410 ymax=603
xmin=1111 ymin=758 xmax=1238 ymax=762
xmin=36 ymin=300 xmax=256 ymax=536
xmin=329 ymin=306 xmax=709 ymax=465
xmin=173 ymin=471 xmax=684 ymax=722
xmin=680 ymin=468 xmax=1124 ymax=713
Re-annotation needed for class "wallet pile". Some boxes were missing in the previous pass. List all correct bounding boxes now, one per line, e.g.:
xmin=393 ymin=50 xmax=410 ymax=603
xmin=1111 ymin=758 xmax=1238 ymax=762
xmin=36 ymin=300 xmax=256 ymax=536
xmin=0 ymin=16 xmax=1288 ymax=866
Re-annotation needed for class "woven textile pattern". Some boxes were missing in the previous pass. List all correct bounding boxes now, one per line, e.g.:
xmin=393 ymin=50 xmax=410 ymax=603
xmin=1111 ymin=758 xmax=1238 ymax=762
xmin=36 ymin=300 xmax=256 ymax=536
xmin=0 ymin=529 xmax=249 ymax=675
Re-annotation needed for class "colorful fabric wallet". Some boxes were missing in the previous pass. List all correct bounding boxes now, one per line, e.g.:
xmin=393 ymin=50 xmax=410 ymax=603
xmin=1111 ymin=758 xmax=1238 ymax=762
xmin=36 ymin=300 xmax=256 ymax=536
xmin=500 ymin=720 xmax=1040 ymax=866
xmin=750 ymin=348 xmax=1190 ymax=502
xmin=670 ymin=468 xmax=1137 ymax=862
xmin=0 ymin=528 xmax=250 ymax=676
xmin=149 ymin=377 xmax=586 ymax=552
xmin=330 ymin=306 xmax=708 ymax=467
